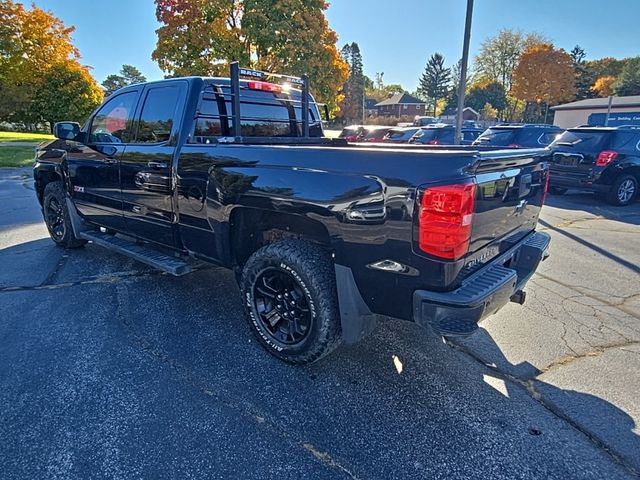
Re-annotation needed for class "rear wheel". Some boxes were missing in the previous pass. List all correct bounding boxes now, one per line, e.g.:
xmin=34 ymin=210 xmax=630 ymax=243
xmin=240 ymin=240 xmax=342 ymax=364
xmin=43 ymin=181 xmax=86 ymax=248
xmin=606 ymin=174 xmax=638 ymax=206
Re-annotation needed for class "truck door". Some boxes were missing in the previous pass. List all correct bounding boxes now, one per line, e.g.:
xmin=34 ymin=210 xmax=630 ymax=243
xmin=68 ymin=90 xmax=140 ymax=231
xmin=119 ymin=82 xmax=187 ymax=247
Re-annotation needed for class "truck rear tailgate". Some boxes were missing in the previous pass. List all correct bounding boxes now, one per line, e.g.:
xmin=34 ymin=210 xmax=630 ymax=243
xmin=466 ymin=149 xmax=550 ymax=269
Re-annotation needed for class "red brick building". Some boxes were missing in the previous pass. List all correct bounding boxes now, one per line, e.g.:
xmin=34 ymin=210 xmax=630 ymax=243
xmin=375 ymin=93 xmax=427 ymax=117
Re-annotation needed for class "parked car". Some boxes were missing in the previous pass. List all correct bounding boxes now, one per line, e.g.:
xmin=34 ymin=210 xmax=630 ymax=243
xmin=383 ymin=127 xmax=421 ymax=143
xmin=548 ymin=126 xmax=640 ymax=206
xmin=338 ymin=125 xmax=368 ymax=142
xmin=474 ymin=124 xmax=563 ymax=148
xmin=33 ymin=63 xmax=550 ymax=364
xmin=359 ymin=126 xmax=393 ymax=143
xmin=410 ymin=124 xmax=483 ymax=145
xmin=413 ymin=116 xmax=438 ymax=127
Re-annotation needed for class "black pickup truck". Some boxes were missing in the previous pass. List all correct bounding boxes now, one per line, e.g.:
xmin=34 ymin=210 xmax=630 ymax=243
xmin=34 ymin=64 xmax=551 ymax=364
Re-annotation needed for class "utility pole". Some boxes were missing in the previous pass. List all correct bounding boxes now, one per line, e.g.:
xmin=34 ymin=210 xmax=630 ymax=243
xmin=455 ymin=0 xmax=474 ymax=145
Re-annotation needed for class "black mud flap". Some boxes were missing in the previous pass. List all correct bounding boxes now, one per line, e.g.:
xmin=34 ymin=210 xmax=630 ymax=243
xmin=335 ymin=264 xmax=377 ymax=344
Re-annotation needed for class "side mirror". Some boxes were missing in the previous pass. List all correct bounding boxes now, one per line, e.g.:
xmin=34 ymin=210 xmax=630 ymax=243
xmin=53 ymin=121 xmax=80 ymax=140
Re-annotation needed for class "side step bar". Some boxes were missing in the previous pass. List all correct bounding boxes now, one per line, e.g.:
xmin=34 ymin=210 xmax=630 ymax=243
xmin=79 ymin=231 xmax=192 ymax=276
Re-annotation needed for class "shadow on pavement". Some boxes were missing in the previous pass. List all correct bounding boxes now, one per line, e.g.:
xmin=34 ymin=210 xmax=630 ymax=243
xmin=545 ymin=190 xmax=640 ymax=226
xmin=456 ymin=328 xmax=639 ymax=476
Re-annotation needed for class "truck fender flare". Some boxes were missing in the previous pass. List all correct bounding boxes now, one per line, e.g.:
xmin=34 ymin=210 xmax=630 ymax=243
xmin=334 ymin=264 xmax=377 ymax=344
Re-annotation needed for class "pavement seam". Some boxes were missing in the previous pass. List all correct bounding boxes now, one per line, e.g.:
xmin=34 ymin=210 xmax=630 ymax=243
xmin=447 ymin=339 xmax=640 ymax=478
xmin=113 ymin=282 xmax=361 ymax=480
xmin=539 ymin=342 xmax=640 ymax=374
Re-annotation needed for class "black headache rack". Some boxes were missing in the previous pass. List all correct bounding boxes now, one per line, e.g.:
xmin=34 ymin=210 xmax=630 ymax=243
xmin=211 ymin=62 xmax=339 ymax=145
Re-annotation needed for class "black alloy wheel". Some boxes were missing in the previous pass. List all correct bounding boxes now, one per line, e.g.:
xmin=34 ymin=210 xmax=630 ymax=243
xmin=45 ymin=195 xmax=65 ymax=241
xmin=252 ymin=267 xmax=313 ymax=347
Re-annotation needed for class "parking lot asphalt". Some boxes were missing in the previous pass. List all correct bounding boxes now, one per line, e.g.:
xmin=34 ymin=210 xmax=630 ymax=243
xmin=1 ymin=167 xmax=638 ymax=479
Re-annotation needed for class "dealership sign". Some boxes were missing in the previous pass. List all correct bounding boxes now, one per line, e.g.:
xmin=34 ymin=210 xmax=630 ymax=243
xmin=588 ymin=112 xmax=640 ymax=126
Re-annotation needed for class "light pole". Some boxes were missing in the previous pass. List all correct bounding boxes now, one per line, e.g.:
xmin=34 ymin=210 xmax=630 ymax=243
xmin=455 ymin=0 xmax=474 ymax=145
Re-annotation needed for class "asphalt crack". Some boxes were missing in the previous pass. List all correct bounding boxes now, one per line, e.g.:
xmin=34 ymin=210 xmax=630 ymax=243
xmin=447 ymin=340 xmax=640 ymax=478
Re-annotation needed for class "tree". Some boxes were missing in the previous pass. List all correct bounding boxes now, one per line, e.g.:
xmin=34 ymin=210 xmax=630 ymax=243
xmin=33 ymin=61 xmax=103 ymax=130
xmin=340 ymin=42 xmax=364 ymax=123
xmin=614 ymin=57 xmax=640 ymax=96
xmin=570 ymin=45 xmax=596 ymax=100
xmin=152 ymin=0 xmax=348 ymax=115
xmin=465 ymin=79 xmax=507 ymax=114
xmin=474 ymin=29 xmax=548 ymax=92
xmin=418 ymin=53 xmax=451 ymax=116
xmin=511 ymin=44 xmax=576 ymax=122
xmin=592 ymin=76 xmax=616 ymax=97
xmin=102 ymin=64 xmax=147 ymax=95
xmin=0 ymin=1 xmax=97 ymax=128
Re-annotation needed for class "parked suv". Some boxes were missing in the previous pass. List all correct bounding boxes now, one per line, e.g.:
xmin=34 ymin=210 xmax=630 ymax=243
xmin=383 ymin=127 xmax=421 ymax=143
xmin=548 ymin=126 xmax=640 ymax=206
xmin=474 ymin=124 xmax=563 ymax=148
xmin=410 ymin=124 xmax=483 ymax=145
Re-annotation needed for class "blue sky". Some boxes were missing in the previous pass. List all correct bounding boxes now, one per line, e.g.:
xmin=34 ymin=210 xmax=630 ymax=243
xmin=34 ymin=0 xmax=640 ymax=92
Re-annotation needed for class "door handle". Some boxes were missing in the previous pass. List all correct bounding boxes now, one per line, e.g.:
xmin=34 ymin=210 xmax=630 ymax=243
xmin=104 ymin=157 xmax=118 ymax=165
xmin=147 ymin=161 xmax=168 ymax=169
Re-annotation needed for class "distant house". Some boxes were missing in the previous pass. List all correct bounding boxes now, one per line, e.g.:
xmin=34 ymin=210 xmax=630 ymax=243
xmin=550 ymin=95 xmax=640 ymax=128
xmin=364 ymin=98 xmax=378 ymax=117
xmin=439 ymin=107 xmax=479 ymax=123
xmin=375 ymin=93 xmax=427 ymax=117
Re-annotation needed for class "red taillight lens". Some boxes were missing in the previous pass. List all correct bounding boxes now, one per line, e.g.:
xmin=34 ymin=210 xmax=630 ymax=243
xmin=418 ymin=183 xmax=476 ymax=260
xmin=247 ymin=81 xmax=282 ymax=93
xmin=595 ymin=150 xmax=618 ymax=167
xmin=427 ymin=139 xmax=441 ymax=145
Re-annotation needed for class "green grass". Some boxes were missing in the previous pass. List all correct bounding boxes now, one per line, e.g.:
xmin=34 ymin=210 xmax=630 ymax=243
xmin=0 ymin=131 xmax=54 ymax=143
xmin=0 ymin=145 xmax=36 ymax=168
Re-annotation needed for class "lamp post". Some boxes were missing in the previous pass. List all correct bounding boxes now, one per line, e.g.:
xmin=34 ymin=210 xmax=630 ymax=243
xmin=455 ymin=0 xmax=474 ymax=145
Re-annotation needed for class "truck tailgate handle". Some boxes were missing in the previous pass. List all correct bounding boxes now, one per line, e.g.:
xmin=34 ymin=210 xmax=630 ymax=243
xmin=147 ymin=161 xmax=168 ymax=169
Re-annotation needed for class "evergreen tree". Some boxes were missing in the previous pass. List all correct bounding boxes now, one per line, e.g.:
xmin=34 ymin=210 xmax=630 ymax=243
xmin=571 ymin=45 xmax=596 ymax=100
xmin=418 ymin=53 xmax=451 ymax=116
xmin=102 ymin=64 xmax=147 ymax=95
xmin=340 ymin=42 xmax=364 ymax=123
xmin=614 ymin=57 xmax=640 ymax=96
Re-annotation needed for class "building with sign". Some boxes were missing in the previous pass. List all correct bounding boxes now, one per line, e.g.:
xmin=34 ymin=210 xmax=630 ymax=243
xmin=551 ymin=95 xmax=640 ymax=129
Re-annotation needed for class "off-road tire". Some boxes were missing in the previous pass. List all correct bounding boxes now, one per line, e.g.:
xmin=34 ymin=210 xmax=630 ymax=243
xmin=606 ymin=174 xmax=638 ymax=206
xmin=240 ymin=240 xmax=342 ymax=364
xmin=42 ymin=181 xmax=86 ymax=248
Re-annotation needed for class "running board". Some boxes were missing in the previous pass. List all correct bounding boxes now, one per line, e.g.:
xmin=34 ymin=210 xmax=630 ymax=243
xmin=79 ymin=231 xmax=192 ymax=276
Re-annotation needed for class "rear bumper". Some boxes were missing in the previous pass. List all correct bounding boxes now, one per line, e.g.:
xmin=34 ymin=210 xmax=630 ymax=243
xmin=549 ymin=171 xmax=609 ymax=192
xmin=413 ymin=231 xmax=550 ymax=336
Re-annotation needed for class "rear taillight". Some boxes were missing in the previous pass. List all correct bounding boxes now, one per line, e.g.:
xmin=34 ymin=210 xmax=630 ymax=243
xmin=595 ymin=150 xmax=618 ymax=167
xmin=418 ymin=183 xmax=476 ymax=260
xmin=427 ymin=139 xmax=441 ymax=145
xmin=247 ymin=81 xmax=282 ymax=93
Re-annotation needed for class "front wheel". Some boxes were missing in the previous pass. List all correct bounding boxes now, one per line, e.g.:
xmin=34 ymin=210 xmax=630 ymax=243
xmin=240 ymin=240 xmax=342 ymax=364
xmin=606 ymin=174 xmax=638 ymax=206
xmin=42 ymin=181 xmax=87 ymax=248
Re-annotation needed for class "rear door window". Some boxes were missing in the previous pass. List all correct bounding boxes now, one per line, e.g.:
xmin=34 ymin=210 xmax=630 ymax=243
xmin=135 ymin=86 xmax=181 ymax=143
xmin=612 ymin=131 xmax=640 ymax=152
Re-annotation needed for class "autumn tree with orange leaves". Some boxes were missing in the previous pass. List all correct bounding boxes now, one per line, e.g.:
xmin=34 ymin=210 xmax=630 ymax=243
xmin=152 ymin=0 xmax=348 ymax=115
xmin=511 ymin=44 xmax=576 ymax=122
xmin=0 ymin=0 xmax=102 ymax=129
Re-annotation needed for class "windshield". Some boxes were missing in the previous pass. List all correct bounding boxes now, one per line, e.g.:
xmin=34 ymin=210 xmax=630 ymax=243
xmin=387 ymin=128 xmax=419 ymax=140
xmin=550 ymin=130 xmax=611 ymax=151
xmin=363 ymin=128 xmax=389 ymax=139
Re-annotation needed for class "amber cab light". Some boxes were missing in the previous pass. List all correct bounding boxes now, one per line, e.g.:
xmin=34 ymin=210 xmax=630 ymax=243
xmin=595 ymin=150 xmax=618 ymax=167
xmin=418 ymin=183 xmax=477 ymax=260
